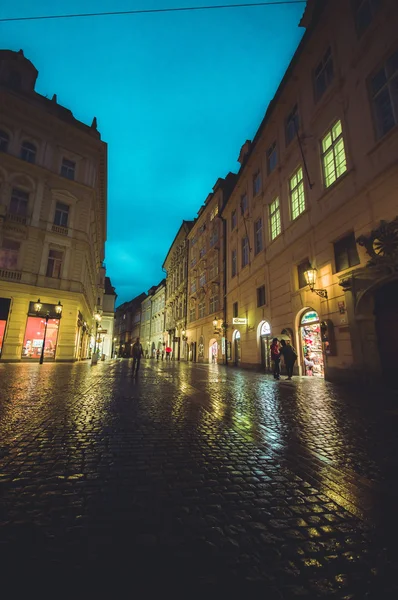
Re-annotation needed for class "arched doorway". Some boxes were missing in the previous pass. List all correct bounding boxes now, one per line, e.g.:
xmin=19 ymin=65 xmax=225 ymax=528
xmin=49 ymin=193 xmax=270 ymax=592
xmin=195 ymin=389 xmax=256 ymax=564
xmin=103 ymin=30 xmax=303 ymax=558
xmin=374 ymin=280 xmax=398 ymax=384
xmin=233 ymin=330 xmax=241 ymax=366
xmin=198 ymin=336 xmax=204 ymax=362
xmin=299 ymin=309 xmax=324 ymax=378
xmin=209 ymin=338 xmax=218 ymax=363
xmin=259 ymin=320 xmax=271 ymax=371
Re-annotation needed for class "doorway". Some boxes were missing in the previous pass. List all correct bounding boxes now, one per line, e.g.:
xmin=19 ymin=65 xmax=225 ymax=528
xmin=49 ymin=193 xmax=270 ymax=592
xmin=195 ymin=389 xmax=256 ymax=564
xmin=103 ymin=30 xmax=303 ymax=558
xmin=209 ymin=339 xmax=218 ymax=363
xmin=233 ymin=330 xmax=241 ymax=366
xmin=375 ymin=280 xmax=398 ymax=383
xmin=299 ymin=309 xmax=324 ymax=378
xmin=259 ymin=321 xmax=271 ymax=371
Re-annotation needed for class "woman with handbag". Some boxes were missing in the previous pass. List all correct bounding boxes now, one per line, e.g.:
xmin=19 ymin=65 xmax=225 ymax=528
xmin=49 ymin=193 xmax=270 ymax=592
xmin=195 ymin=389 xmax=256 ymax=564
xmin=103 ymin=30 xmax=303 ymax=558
xmin=279 ymin=339 xmax=297 ymax=380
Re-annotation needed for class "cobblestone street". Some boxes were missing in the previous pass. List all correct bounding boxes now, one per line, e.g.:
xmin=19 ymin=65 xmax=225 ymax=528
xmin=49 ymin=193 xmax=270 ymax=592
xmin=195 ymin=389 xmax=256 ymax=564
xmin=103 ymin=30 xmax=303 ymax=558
xmin=1 ymin=359 xmax=398 ymax=596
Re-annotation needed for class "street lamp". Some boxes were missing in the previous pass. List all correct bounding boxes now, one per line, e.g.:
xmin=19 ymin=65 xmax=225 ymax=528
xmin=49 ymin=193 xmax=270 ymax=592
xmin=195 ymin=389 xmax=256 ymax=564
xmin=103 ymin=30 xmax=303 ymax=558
xmin=35 ymin=299 xmax=62 ymax=364
xmin=92 ymin=312 xmax=102 ymax=357
xmin=303 ymin=266 xmax=328 ymax=299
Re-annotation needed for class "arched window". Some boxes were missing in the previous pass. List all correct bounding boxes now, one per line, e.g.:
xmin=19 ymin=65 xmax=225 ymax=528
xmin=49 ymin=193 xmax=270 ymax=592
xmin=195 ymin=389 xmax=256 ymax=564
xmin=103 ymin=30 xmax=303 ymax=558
xmin=260 ymin=321 xmax=271 ymax=336
xmin=0 ymin=130 xmax=10 ymax=152
xmin=20 ymin=141 xmax=37 ymax=163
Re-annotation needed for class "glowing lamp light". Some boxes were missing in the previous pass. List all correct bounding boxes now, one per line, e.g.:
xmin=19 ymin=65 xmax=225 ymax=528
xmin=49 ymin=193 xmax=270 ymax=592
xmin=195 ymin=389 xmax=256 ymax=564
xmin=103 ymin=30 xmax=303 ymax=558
xmin=303 ymin=265 xmax=328 ymax=299
xmin=212 ymin=318 xmax=218 ymax=328
xmin=34 ymin=299 xmax=42 ymax=313
xmin=55 ymin=300 xmax=63 ymax=315
xmin=182 ymin=329 xmax=186 ymax=336
xmin=94 ymin=312 xmax=102 ymax=323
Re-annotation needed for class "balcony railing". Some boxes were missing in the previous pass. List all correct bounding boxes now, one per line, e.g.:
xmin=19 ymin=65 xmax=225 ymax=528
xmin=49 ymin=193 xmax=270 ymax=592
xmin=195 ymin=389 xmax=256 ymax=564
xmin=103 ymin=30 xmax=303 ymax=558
xmin=6 ymin=212 xmax=29 ymax=226
xmin=52 ymin=224 xmax=69 ymax=236
xmin=0 ymin=268 xmax=22 ymax=281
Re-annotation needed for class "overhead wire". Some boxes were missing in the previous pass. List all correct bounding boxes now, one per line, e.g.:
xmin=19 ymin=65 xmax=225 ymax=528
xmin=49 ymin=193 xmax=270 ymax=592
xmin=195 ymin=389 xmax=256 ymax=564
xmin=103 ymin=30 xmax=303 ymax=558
xmin=0 ymin=1 xmax=306 ymax=23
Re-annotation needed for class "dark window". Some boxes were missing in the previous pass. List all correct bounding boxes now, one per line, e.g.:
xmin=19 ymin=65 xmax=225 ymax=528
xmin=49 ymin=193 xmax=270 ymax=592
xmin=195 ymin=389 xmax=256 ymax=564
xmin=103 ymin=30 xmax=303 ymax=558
xmin=54 ymin=202 xmax=69 ymax=227
xmin=231 ymin=249 xmax=237 ymax=277
xmin=314 ymin=47 xmax=334 ymax=101
xmin=10 ymin=188 xmax=29 ymax=216
xmin=334 ymin=233 xmax=360 ymax=272
xmin=0 ymin=130 xmax=9 ymax=152
xmin=46 ymin=249 xmax=63 ymax=278
xmin=267 ymin=142 xmax=277 ymax=174
xmin=233 ymin=302 xmax=238 ymax=318
xmin=371 ymin=50 xmax=398 ymax=138
xmin=242 ymin=236 xmax=249 ymax=268
xmin=286 ymin=104 xmax=299 ymax=145
xmin=253 ymin=171 xmax=261 ymax=196
xmin=254 ymin=218 xmax=263 ymax=255
xmin=352 ymin=0 xmax=380 ymax=37
xmin=0 ymin=239 xmax=20 ymax=270
xmin=61 ymin=158 xmax=76 ymax=180
xmin=257 ymin=285 xmax=266 ymax=307
xmin=20 ymin=141 xmax=36 ymax=163
xmin=297 ymin=259 xmax=312 ymax=289
xmin=231 ymin=210 xmax=237 ymax=230
xmin=240 ymin=194 xmax=248 ymax=215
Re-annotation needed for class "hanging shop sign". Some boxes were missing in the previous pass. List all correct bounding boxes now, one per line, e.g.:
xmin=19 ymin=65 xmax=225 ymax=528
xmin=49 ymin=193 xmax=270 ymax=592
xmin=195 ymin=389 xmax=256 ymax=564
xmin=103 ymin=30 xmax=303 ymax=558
xmin=232 ymin=317 xmax=247 ymax=325
xmin=301 ymin=311 xmax=319 ymax=325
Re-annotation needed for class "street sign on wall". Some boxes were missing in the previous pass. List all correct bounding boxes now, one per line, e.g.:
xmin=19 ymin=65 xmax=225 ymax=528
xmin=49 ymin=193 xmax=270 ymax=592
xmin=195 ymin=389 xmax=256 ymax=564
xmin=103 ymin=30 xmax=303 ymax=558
xmin=232 ymin=317 xmax=247 ymax=325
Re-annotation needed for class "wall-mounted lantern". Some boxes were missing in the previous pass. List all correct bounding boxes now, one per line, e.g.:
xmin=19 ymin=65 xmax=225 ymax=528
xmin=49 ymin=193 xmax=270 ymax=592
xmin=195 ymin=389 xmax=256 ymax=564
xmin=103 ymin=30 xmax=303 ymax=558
xmin=304 ymin=266 xmax=328 ymax=299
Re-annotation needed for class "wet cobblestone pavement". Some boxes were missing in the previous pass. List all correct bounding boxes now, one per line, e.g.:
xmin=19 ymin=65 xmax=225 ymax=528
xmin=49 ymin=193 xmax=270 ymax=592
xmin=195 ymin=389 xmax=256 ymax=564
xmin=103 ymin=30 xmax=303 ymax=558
xmin=1 ymin=359 xmax=398 ymax=595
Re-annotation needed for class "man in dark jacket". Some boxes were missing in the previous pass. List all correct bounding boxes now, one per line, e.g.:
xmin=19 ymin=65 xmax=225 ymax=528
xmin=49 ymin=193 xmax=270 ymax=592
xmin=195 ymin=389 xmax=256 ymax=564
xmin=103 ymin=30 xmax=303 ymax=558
xmin=132 ymin=337 xmax=144 ymax=375
xmin=279 ymin=339 xmax=297 ymax=380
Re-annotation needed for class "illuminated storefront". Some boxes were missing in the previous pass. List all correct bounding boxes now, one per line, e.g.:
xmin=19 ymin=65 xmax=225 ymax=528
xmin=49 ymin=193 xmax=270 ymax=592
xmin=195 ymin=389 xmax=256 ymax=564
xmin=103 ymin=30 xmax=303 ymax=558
xmin=0 ymin=298 xmax=11 ymax=357
xmin=299 ymin=309 xmax=324 ymax=378
xmin=22 ymin=301 xmax=62 ymax=360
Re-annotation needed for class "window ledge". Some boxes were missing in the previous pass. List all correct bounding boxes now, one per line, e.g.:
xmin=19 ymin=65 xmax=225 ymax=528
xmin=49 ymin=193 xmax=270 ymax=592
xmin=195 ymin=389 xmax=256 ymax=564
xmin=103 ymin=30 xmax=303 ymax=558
xmin=317 ymin=168 xmax=353 ymax=202
xmin=367 ymin=124 xmax=398 ymax=157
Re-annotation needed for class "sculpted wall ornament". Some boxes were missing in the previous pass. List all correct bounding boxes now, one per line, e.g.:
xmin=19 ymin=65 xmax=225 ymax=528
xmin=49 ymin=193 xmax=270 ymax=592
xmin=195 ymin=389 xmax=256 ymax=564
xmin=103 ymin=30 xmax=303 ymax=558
xmin=356 ymin=217 xmax=398 ymax=270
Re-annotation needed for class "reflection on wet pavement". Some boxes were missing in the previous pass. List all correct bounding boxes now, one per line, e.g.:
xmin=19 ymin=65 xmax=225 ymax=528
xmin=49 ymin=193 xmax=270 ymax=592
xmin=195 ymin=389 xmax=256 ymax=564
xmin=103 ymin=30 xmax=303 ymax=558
xmin=0 ymin=359 xmax=397 ymax=594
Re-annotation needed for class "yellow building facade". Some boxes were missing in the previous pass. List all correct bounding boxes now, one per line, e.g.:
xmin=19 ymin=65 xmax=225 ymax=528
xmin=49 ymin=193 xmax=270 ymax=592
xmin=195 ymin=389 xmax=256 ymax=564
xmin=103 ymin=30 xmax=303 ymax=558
xmin=221 ymin=0 xmax=398 ymax=383
xmin=0 ymin=49 xmax=107 ymax=362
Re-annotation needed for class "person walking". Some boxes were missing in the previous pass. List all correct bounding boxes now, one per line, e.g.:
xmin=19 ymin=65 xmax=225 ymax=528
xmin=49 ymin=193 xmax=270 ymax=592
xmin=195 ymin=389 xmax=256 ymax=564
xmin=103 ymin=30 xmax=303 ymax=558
xmin=165 ymin=346 xmax=172 ymax=361
xmin=270 ymin=337 xmax=280 ymax=380
xmin=156 ymin=348 xmax=160 ymax=361
xmin=132 ymin=337 xmax=144 ymax=375
xmin=279 ymin=339 xmax=297 ymax=380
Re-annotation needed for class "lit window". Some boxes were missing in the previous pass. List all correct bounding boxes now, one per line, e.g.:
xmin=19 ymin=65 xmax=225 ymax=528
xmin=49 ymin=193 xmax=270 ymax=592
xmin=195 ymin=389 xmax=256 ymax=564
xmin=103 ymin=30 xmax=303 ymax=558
xmin=54 ymin=202 xmax=69 ymax=227
xmin=231 ymin=249 xmax=237 ymax=277
xmin=242 ymin=236 xmax=249 ymax=268
xmin=61 ymin=158 xmax=76 ymax=180
xmin=253 ymin=171 xmax=261 ymax=196
xmin=334 ymin=232 xmax=360 ymax=272
xmin=353 ymin=0 xmax=380 ymax=37
xmin=321 ymin=120 xmax=347 ymax=187
xmin=286 ymin=104 xmax=299 ymax=145
xmin=231 ymin=210 xmax=237 ymax=230
xmin=269 ymin=197 xmax=281 ymax=240
xmin=289 ymin=167 xmax=305 ymax=220
xmin=0 ymin=130 xmax=9 ymax=152
xmin=314 ymin=47 xmax=334 ymax=101
xmin=254 ymin=218 xmax=263 ymax=255
xmin=267 ymin=142 xmax=277 ymax=174
xmin=10 ymin=188 xmax=29 ymax=217
xmin=371 ymin=50 xmax=398 ymax=139
xmin=46 ymin=249 xmax=63 ymax=279
xmin=20 ymin=141 xmax=36 ymax=163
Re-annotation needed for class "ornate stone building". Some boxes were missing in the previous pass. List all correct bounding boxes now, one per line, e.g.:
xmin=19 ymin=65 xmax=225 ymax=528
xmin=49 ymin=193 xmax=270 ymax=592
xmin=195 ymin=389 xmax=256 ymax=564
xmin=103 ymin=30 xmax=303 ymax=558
xmin=186 ymin=174 xmax=236 ymax=363
xmin=163 ymin=220 xmax=193 ymax=360
xmin=148 ymin=279 xmax=166 ymax=357
xmin=0 ymin=49 xmax=107 ymax=361
xmin=221 ymin=0 xmax=398 ymax=383
xmin=114 ymin=293 xmax=146 ymax=357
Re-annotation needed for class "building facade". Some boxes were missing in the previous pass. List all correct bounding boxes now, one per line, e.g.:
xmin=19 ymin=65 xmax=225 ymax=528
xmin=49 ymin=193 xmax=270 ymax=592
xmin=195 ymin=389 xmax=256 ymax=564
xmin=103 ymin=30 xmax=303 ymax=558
xmin=148 ymin=279 xmax=166 ymax=357
xmin=220 ymin=0 xmax=398 ymax=383
xmin=98 ymin=275 xmax=116 ymax=359
xmin=140 ymin=292 xmax=153 ymax=357
xmin=114 ymin=293 xmax=146 ymax=357
xmin=186 ymin=175 xmax=236 ymax=363
xmin=0 ymin=49 xmax=107 ymax=361
xmin=163 ymin=220 xmax=193 ymax=360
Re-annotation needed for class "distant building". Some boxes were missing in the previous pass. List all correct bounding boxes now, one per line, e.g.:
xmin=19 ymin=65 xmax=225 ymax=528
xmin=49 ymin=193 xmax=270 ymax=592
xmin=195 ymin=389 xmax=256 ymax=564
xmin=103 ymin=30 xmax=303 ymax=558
xmin=0 ymin=49 xmax=107 ymax=361
xmin=140 ymin=292 xmax=153 ymax=357
xmin=186 ymin=174 xmax=236 ymax=363
xmin=163 ymin=220 xmax=193 ymax=360
xmin=114 ymin=293 xmax=146 ymax=357
xmin=148 ymin=279 xmax=166 ymax=357
xmin=99 ymin=275 xmax=117 ymax=359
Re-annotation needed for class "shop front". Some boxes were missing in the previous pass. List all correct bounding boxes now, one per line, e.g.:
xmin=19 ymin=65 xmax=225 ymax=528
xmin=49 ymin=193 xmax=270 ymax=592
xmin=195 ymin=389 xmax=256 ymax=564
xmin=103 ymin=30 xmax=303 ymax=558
xmin=22 ymin=301 xmax=62 ymax=361
xmin=259 ymin=320 xmax=271 ymax=371
xmin=0 ymin=298 xmax=11 ymax=358
xmin=209 ymin=338 xmax=218 ymax=363
xmin=299 ymin=309 xmax=324 ymax=378
xmin=233 ymin=330 xmax=241 ymax=366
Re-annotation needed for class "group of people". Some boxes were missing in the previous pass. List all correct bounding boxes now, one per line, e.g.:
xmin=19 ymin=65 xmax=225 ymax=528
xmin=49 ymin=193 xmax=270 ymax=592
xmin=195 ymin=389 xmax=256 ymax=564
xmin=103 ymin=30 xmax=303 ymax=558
xmin=270 ymin=338 xmax=298 ymax=380
xmin=131 ymin=338 xmax=172 ymax=375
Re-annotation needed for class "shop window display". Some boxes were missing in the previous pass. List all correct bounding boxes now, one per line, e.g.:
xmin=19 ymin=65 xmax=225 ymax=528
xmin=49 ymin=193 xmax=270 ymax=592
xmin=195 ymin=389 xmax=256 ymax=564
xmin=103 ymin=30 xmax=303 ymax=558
xmin=300 ymin=310 xmax=324 ymax=377
xmin=22 ymin=316 xmax=60 ymax=359
xmin=0 ymin=320 xmax=6 ymax=355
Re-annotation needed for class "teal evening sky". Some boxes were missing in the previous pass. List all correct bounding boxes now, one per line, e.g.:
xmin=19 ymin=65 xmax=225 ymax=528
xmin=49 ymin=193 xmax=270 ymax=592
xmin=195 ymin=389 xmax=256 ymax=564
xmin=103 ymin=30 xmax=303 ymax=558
xmin=0 ymin=1 xmax=305 ymax=304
